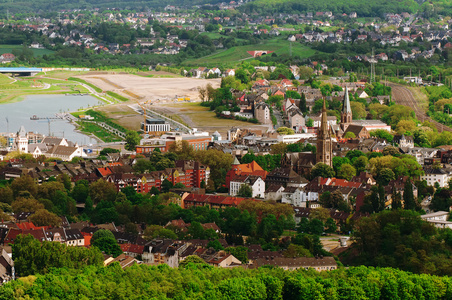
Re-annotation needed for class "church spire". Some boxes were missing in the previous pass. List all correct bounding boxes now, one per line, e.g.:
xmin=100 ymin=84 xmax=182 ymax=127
xmin=340 ymin=87 xmax=353 ymax=131
xmin=320 ymin=98 xmax=329 ymax=137
xmin=316 ymin=98 xmax=333 ymax=168
xmin=342 ymin=87 xmax=351 ymax=114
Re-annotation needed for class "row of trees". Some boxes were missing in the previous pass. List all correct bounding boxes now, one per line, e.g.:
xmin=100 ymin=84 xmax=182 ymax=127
xmin=1 ymin=262 xmax=451 ymax=299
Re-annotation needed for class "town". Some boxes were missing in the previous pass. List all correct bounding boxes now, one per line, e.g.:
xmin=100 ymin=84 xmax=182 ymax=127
xmin=1 ymin=0 xmax=452 ymax=298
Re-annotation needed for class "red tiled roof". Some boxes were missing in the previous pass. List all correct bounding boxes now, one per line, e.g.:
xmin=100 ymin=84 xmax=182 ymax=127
xmin=97 ymin=167 xmax=112 ymax=177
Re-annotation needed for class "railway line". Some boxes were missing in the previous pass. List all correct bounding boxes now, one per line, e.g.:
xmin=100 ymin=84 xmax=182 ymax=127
xmin=388 ymin=83 xmax=452 ymax=133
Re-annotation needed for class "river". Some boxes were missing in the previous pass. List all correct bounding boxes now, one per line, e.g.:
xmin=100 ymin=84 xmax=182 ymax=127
xmin=0 ymin=94 xmax=102 ymax=146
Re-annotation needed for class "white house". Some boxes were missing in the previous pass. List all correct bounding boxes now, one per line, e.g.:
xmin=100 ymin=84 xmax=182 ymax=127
xmin=420 ymin=168 xmax=452 ymax=188
xmin=230 ymin=175 xmax=265 ymax=198
xmin=421 ymin=211 xmax=452 ymax=229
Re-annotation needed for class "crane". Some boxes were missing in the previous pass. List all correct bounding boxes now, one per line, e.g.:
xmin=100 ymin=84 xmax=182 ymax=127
xmin=135 ymin=99 xmax=151 ymax=135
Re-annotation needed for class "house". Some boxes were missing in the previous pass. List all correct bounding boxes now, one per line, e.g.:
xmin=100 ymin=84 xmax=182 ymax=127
xmin=0 ymin=53 xmax=15 ymax=63
xmin=421 ymin=211 xmax=452 ymax=229
xmin=254 ymin=102 xmax=272 ymax=125
xmin=251 ymin=256 xmax=337 ymax=271
xmin=229 ymin=175 xmax=265 ymax=198
xmin=343 ymin=125 xmax=370 ymax=139
xmin=206 ymin=253 xmax=241 ymax=267
xmin=225 ymin=160 xmax=268 ymax=188
xmin=420 ymin=167 xmax=452 ymax=188
xmin=393 ymin=134 xmax=414 ymax=148
xmin=264 ymin=185 xmax=285 ymax=201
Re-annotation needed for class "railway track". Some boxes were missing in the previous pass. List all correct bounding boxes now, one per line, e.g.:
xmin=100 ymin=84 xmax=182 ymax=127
xmin=388 ymin=83 xmax=452 ymax=133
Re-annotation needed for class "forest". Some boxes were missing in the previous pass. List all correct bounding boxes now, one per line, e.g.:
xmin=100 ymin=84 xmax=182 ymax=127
xmin=239 ymin=0 xmax=418 ymax=17
xmin=0 ymin=262 xmax=451 ymax=299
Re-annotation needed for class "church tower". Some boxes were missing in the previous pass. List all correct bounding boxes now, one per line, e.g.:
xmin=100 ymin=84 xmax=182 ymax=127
xmin=340 ymin=87 xmax=352 ymax=131
xmin=316 ymin=99 xmax=333 ymax=167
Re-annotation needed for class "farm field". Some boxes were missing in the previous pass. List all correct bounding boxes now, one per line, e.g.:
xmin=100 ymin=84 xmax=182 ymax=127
xmin=183 ymin=38 xmax=317 ymax=67
xmin=0 ymin=44 xmax=54 ymax=56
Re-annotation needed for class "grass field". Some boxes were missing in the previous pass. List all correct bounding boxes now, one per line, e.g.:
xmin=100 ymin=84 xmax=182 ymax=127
xmin=183 ymin=39 xmax=317 ymax=67
xmin=77 ymin=121 xmax=122 ymax=142
xmin=161 ymin=102 xmax=254 ymax=127
xmin=0 ymin=73 xmax=93 ymax=104
xmin=0 ymin=44 xmax=54 ymax=56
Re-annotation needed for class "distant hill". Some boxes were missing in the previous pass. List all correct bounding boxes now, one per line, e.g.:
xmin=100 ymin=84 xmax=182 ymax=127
xmin=0 ymin=0 xmax=222 ymax=13
xmin=239 ymin=0 xmax=419 ymax=17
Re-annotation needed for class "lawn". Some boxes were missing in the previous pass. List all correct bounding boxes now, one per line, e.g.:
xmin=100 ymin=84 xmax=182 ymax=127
xmin=77 ymin=121 xmax=123 ymax=142
xmin=0 ymin=44 xmax=54 ymax=56
xmin=183 ymin=38 xmax=317 ymax=67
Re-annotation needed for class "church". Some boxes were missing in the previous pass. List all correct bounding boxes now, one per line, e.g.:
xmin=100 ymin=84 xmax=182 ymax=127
xmin=282 ymin=89 xmax=355 ymax=174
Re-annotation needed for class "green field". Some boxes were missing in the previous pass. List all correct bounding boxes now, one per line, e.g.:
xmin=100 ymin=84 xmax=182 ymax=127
xmin=183 ymin=38 xmax=317 ymax=67
xmin=0 ymin=44 xmax=54 ymax=56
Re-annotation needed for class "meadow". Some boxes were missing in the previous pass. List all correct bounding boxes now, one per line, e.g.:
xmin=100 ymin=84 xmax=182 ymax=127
xmin=183 ymin=38 xmax=317 ymax=67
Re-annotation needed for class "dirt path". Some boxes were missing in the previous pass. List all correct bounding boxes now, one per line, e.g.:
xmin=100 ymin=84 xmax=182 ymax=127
xmin=389 ymin=83 xmax=452 ymax=133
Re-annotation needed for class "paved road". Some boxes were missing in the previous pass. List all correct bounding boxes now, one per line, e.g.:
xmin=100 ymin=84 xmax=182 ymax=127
xmin=389 ymin=83 xmax=452 ymax=133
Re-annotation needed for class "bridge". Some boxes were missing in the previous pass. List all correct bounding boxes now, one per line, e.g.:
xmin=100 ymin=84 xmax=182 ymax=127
xmin=0 ymin=67 xmax=42 ymax=76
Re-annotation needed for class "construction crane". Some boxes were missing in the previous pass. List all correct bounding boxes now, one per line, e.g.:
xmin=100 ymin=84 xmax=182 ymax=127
xmin=135 ymin=100 xmax=151 ymax=134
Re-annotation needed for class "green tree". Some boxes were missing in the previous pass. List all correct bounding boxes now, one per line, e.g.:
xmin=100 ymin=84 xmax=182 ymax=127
xmin=403 ymin=180 xmax=416 ymax=210
xmin=91 ymin=229 xmax=122 ymax=257
xmin=338 ymin=163 xmax=357 ymax=180
xmin=29 ymin=209 xmax=61 ymax=227
xmin=311 ymin=163 xmax=335 ymax=179
xmin=276 ymin=127 xmax=295 ymax=135
xmin=237 ymin=184 xmax=253 ymax=197
xmin=125 ymin=130 xmax=141 ymax=151
xmin=89 ymin=179 xmax=117 ymax=203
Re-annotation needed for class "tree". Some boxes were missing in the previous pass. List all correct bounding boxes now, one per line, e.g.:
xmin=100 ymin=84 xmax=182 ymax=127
xmin=338 ymin=163 xmax=356 ymax=181
xmin=0 ymin=186 xmax=14 ymax=204
xmin=125 ymin=130 xmax=141 ymax=151
xmin=179 ymin=255 xmax=209 ymax=268
xmin=392 ymin=187 xmax=402 ymax=210
xmin=344 ymin=132 xmax=356 ymax=139
xmin=11 ymin=175 xmax=38 ymax=198
xmin=382 ymin=145 xmax=399 ymax=156
xmin=161 ymin=179 xmax=173 ymax=193
xmin=143 ymin=225 xmax=177 ymax=240
xmin=270 ymin=142 xmax=287 ymax=155
xmin=188 ymin=221 xmax=205 ymax=239
xmin=310 ymin=207 xmax=330 ymax=223
xmin=350 ymin=101 xmax=366 ymax=119
xmin=353 ymin=156 xmax=368 ymax=174
xmin=306 ymin=118 xmax=314 ymax=127
xmin=168 ymin=140 xmax=195 ymax=160
xmin=12 ymin=234 xmax=103 ymax=276
xmin=396 ymin=120 xmax=416 ymax=135
xmin=276 ymin=127 xmax=294 ymax=135
xmin=325 ymin=218 xmax=337 ymax=233
xmin=207 ymin=239 xmax=224 ymax=251
xmin=299 ymin=93 xmax=307 ymax=113
xmin=237 ymin=184 xmax=252 ymax=197
xmin=91 ymin=229 xmax=122 ymax=257
xmin=89 ymin=179 xmax=117 ymax=203
xmin=12 ymin=197 xmax=44 ymax=214
xmin=403 ymin=180 xmax=416 ymax=210
xmin=225 ymin=246 xmax=249 ymax=263
xmin=198 ymin=85 xmax=207 ymax=102
xmin=311 ymin=163 xmax=335 ymax=179
xmin=283 ymin=244 xmax=312 ymax=258
xmin=29 ymin=209 xmax=61 ymax=227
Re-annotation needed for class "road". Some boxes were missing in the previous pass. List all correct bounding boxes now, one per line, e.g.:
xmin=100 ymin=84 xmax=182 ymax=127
xmin=389 ymin=83 xmax=452 ymax=133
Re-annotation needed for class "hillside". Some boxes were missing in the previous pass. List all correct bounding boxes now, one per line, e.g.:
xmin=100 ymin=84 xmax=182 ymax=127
xmin=239 ymin=0 xmax=419 ymax=17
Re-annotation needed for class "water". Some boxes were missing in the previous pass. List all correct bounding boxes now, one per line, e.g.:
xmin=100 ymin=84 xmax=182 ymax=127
xmin=0 ymin=94 xmax=102 ymax=146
